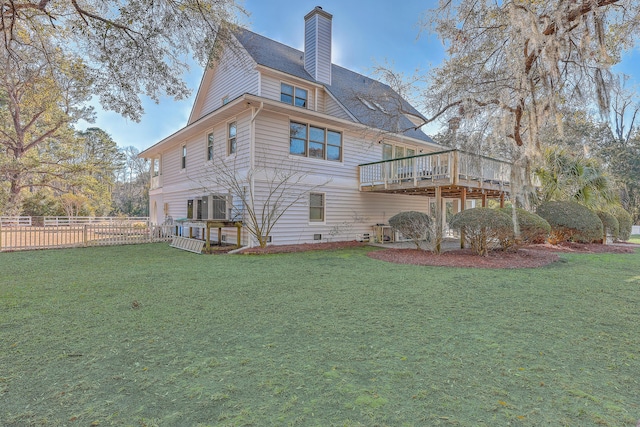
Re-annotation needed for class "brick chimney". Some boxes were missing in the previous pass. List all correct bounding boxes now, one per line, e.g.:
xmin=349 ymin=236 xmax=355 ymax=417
xmin=304 ymin=6 xmax=332 ymax=85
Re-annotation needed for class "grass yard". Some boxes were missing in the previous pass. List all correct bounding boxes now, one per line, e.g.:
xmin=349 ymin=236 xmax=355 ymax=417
xmin=1 ymin=244 xmax=640 ymax=426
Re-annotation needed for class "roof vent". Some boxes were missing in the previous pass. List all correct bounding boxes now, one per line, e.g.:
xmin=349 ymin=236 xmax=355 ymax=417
xmin=304 ymin=7 xmax=332 ymax=85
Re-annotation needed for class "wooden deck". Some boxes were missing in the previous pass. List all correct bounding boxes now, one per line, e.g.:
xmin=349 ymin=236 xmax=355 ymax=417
xmin=359 ymin=149 xmax=511 ymax=200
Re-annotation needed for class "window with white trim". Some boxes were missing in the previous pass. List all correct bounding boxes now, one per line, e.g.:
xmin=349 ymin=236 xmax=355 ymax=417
xmin=181 ymin=145 xmax=187 ymax=169
xmin=309 ymin=193 xmax=325 ymax=222
xmin=281 ymin=83 xmax=308 ymax=108
xmin=382 ymin=142 xmax=417 ymax=160
xmin=206 ymin=132 xmax=214 ymax=161
xmin=228 ymin=122 xmax=237 ymax=155
xmin=290 ymin=121 xmax=342 ymax=161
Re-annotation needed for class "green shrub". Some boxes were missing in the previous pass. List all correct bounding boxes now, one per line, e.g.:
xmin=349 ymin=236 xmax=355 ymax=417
xmin=388 ymin=211 xmax=432 ymax=250
xmin=536 ymin=201 xmax=603 ymax=243
xmin=500 ymin=207 xmax=551 ymax=244
xmin=610 ymin=206 xmax=633 ymax=241
xmin=596 ymin=211 xmax=619 ymax=241
xmin=449 ymin=208 xmax=513 ymax=256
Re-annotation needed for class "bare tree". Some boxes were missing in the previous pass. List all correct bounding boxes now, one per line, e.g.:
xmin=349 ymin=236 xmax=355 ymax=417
xmin=192 ymin=159 xmax=331 ymax=248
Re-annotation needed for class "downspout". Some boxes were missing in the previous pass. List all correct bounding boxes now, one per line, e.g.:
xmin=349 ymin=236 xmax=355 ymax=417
xmin=248 ymin=101 xmax=264 ymax=248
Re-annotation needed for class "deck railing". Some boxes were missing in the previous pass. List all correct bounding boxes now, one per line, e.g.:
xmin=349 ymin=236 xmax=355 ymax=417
xmin=0 ymin=221 xmax=173 ymax=252
xmin=359 ymin=149 xmax=511 ymax=189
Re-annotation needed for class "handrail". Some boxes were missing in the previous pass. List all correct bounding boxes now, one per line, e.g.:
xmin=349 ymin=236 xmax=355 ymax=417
xmin=358 ymin=149 xmax=457 ymax=167
xmin=359 ymin=149 xmax=511 ymax=189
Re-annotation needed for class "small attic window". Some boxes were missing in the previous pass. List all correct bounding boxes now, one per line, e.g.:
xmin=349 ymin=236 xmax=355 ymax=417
xmin=372 ymin=101 xmax=388 ymax=114
xmin=357 ymin=96 xmax=376 ymax=110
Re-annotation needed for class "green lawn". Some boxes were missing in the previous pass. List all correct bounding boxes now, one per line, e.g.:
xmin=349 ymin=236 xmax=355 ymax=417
xmin=1 ymin=244 xmax=640 ymax=426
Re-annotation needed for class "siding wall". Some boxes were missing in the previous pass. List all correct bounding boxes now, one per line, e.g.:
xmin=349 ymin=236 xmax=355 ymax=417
xmin=324 ymin=93 xmax=352 ymax=120
xmin=198 ymin=44 xmax=259 ymax=119
xmin=261 ymin=73 xmax=319 ymax=112
xmin=153 ymin=110 xmax=253 ymax=227
xmin=151 ymin=106 xmax=436 ymax=246
xmin=246 ymin=110 xmax=434 ymax=245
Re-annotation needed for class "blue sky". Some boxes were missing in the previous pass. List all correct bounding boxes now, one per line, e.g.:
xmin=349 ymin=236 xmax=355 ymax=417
xmin=81 ymin=0 xmax=640 ymax=151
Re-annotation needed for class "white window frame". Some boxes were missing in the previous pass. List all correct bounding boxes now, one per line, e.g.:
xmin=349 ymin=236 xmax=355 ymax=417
xmin=309 ymin=192 xmax=325 ymax=223
xmin=281 ymin=82 xmax=308 ymax=108
xmin=289 ymin=121 xmax=342 ymax=162
xmin=206 ymin=131 xmax=214 ymax=161
xmin=227 ymin=121 xmax=237 ymax=155
xmin=181 ymin=145 xmax=187 ymax=169
xmin=382 ymin=142 xmax=417 ymax=160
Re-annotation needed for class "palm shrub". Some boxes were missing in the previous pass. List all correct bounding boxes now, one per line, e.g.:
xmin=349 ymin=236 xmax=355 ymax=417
xmin=449 ymin=208 xmax=513 ymax=256
xmin=610 ymin=205 xmax=633 ymax=241
xmin=388 ymin=211 xmax=432 ymax=250
xmin=500 ymin=207 xmax=551 ymax=245
xmin=536 ymin=201 xmax=603 ymax=243
xmin=596 ymin=211 xmax=619 ymax=242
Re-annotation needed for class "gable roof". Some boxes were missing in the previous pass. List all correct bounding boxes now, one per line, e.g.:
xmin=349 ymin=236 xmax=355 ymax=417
xmin=234 ymin=28 xmax=433 ymax=143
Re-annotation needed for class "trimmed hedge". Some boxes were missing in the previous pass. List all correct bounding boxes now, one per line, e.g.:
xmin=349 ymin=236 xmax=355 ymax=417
xmin=596 ymin=211 xmax=619 ymax=241
xmin=388 ymin=211 xmax=432 ymax=250
xmin=610 ymin=206 xmax=633 ymax=241
xmin=536 ymin=201 xmax=603 ymax=243
xmin=449 ymin=208 xmax=513 ymax=256
xmin=500 ymin=207 xmax=551 ymax=244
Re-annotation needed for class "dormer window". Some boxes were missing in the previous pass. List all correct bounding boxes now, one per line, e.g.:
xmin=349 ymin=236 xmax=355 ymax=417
xmin=281 ymin=83 xmax=308 ymax=108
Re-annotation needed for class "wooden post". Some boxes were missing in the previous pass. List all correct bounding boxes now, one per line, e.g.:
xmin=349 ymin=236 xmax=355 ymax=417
xmin=217 ymin=227 xmax=222 ymax=246
xmin=500 ymin=192 xmax=505 ymax=208
xmin=460 ymin=188 xmax=466 ymax=249
xmin=83 ymin=225 xmax=88 ymax=246
xmin=481 ymin=193 xmax=487 ymax=207
xmin=206 ymin=225 xmax=211 ymax=251
xmin=452 ymin=150 xmax=459 ymax=185
xmin=236 ymin=222 xmax=242 ymax=247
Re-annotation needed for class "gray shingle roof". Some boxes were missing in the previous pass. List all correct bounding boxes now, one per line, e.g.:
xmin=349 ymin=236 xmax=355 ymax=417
xmin=234 ymin=28 xmax=433 ymax=143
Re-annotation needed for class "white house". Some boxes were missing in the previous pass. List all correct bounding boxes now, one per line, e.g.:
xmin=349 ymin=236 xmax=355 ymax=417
xmin=140 ymin=7 xmax=511 ymax=247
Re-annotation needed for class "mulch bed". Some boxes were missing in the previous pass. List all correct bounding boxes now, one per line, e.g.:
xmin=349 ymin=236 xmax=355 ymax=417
xmin=369 ymin=242 xmax=638 ymax=269
xmin=368 ymin=247 xmax=560 ymax=269
xmin=236 ymin=240 xmax=638 ymax=269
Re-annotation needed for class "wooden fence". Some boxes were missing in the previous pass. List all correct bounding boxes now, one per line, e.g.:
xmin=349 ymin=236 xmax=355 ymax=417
xmin=0 ymin=222 xmax=173 ymax=252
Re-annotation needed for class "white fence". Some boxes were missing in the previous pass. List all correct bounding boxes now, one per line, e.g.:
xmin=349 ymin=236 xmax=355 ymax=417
xmin=0 ymin=218 xmax=172 ymax=252
xmin=632 ymin=225 xmax=640 ymax=235
xmin=42 ymin=216 xmax=149 ymax=226
xmin=0 ymin=216 xmax=32 ymax=226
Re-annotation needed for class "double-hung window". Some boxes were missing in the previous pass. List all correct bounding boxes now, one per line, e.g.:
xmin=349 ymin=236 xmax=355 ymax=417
xmin=181 ymin=145 xmax=187 ymax=169
xmin=206 ymin=132 xmax=214 ymax=161
xmin=309 ymin=193 xmax=325 ymax=222
xmin=289 ymin=121 xmax=342 ymax=162
xmin=281 ymin=83 xmax=308 ymax=108
xmin=228 ymin=122 xmax=237 ymax=155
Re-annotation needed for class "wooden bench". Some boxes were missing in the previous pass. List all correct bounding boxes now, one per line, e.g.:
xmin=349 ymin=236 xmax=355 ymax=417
xmin=169 ymin=236 xmax=205 ymax=254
